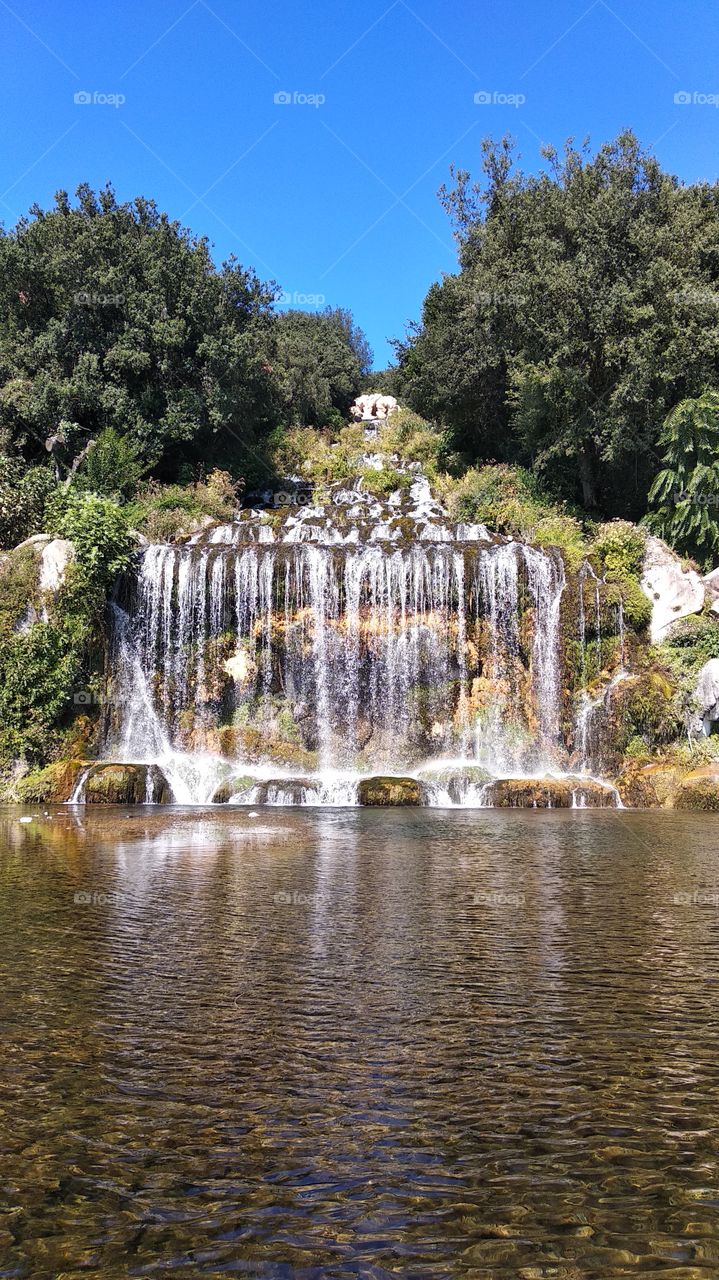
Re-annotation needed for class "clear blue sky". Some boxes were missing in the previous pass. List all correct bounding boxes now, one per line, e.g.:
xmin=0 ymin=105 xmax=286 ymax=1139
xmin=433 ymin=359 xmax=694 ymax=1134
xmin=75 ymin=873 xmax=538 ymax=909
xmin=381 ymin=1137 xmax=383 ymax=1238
xmin=1 ymin=0 xmax=718 ymax=367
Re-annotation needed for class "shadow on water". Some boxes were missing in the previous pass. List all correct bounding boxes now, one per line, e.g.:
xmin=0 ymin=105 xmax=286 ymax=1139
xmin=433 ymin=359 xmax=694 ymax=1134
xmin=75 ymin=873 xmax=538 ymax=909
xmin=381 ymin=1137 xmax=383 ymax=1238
xmin=1 ymin=805 xmax=719 ymax=1277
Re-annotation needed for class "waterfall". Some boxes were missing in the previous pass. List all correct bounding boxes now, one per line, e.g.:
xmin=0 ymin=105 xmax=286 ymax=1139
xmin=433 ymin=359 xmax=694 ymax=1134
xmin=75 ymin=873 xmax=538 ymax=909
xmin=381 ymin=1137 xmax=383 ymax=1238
xmin=57 ymin=468 xmax=643 ymax=807
xmin=105 ymin=531 xmax=567 ymax=786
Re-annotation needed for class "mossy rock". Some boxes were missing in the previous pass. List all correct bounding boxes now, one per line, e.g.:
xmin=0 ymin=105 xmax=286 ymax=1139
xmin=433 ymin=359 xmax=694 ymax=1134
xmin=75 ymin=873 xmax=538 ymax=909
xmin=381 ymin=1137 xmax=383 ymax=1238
xmin=615 ymin=763 xmax=660 ymax=809
xmin=674 ymin=779 xmax=719 ymax=811
xmin=15 ymin=759 xmax=88 ymax=804
xmin=485 ymin=777 xmax=617 ymax=808
xmin=357 ymin=775 xmax=426 ymax=806
xmin=83 ymin=763 xmax=173 ymax=805
xmin=211 ymin=775 xmax=257 ymax=803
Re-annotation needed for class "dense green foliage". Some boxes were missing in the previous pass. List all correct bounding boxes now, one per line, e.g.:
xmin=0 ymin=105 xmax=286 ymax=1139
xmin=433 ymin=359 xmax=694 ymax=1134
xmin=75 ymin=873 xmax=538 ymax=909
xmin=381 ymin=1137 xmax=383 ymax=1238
xmin=646 ymin=391 xmax=719 ymax=567
xmin=274 ymin=308 xmax=372 ymax=426
xmin=0 ymin=184 xmax=372 ymax=494
xmin=0 ymin=492 xmax=131 ymax=763
xmin=395 ymin=131 xmax=719 ymax=515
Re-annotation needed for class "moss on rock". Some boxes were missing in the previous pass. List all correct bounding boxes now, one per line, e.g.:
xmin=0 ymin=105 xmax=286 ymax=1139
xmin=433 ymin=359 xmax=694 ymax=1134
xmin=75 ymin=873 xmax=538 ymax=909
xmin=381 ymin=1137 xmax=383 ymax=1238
xmin=357 ymin=775 xmax=426 ymax=806
xmin=83 ymin=763 xmax=172 ymax=805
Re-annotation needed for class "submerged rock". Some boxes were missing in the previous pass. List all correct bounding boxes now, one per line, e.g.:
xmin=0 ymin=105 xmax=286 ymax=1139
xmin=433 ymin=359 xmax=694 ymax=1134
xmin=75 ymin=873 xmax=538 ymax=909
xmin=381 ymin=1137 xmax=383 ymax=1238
xmin=357 ymin=775 xmax=427 ymax=806
xmin=484 ymin=777 xmax=617 ymax=808
xmin=82 ymin=764 xmax=173 ymax=805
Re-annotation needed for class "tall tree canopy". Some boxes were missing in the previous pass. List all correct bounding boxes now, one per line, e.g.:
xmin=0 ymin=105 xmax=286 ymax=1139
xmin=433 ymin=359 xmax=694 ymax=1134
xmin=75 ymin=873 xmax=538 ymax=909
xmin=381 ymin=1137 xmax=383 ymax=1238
xmin=396 ymin=132 xmax=719 ymax=513
xmin=274 ymin=307 xmax=373 ymax=427
xmin=0 ymin=185 xmax=277 ymax=479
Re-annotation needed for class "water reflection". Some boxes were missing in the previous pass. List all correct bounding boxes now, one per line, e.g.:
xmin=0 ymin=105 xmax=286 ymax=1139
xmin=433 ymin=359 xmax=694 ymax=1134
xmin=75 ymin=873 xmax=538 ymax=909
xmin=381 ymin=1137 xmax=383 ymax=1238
xmin=1 ymin=806 xmax=718 ymax=1277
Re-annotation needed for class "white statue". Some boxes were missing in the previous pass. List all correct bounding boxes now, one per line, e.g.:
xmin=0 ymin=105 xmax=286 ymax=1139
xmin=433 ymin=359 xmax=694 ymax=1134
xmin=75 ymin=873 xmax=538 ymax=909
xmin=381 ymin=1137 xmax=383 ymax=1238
xmin=350 ymin=392 xmax=399 ymax=422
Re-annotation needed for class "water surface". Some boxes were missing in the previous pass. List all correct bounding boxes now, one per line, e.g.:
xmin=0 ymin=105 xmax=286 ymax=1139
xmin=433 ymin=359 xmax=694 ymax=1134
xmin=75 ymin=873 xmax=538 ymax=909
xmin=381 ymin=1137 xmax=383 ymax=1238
xmin=1 ymin=806 xmax=718 ymax=1278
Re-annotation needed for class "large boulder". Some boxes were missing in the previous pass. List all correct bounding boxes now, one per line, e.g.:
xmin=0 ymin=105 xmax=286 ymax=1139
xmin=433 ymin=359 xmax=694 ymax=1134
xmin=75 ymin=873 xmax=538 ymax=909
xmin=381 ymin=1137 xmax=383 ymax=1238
xmin=691 ymin=659 xmax=719 ymax=736
xmin=247 ymin=778 xmax=320 ymax=805
xmin=484 ymin=777 xmax=618 ymax=808
xmin=38 ymin=538 xmax=75 ymax=597
xmin=357 ymin=775 xmax=427 ymax=805
xmin=675 ymin=775 xmax=719 ymax=811
xmin=703 ymin=566 xmax=719 ymax=616
xmin=640 ymin=535 xmax=704 ymax=642
xmin=82 ymin=764 xmax=173 ymax=805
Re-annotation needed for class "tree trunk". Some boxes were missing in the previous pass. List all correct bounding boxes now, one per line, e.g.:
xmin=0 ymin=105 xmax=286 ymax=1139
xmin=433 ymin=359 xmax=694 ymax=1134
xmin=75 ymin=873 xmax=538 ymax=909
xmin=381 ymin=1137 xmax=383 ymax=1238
xmin=578 ymin=445 xmax=597 ymax=509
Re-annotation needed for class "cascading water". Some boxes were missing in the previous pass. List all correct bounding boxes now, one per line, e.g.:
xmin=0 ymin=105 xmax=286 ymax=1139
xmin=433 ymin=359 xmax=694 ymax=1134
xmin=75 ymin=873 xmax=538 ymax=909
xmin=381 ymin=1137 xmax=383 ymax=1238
xmin=73 ymin=474 xmax=623 ymax=806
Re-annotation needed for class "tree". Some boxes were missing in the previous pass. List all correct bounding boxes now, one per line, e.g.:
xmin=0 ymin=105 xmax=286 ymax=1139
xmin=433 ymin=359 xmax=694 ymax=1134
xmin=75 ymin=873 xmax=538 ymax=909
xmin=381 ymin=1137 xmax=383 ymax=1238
xmin=396 ymin=132 xmax=719 ymax=514
xmin=0 ymin=184 xmax=280 ymax=482
xmin=646 ymin=390 xmax=719 ymax=567
xmin=273 ymin=307 xmax=371 ymax=426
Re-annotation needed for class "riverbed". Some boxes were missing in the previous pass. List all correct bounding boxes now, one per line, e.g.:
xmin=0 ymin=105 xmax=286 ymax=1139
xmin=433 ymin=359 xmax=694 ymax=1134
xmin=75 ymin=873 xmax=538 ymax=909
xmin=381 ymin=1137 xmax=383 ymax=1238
xmin=1 ymin=805 xmax=718 ymax=1277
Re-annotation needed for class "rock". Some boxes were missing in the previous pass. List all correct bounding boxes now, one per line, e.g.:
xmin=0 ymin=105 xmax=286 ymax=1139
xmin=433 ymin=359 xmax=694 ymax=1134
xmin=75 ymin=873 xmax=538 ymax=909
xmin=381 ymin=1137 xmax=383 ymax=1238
xmin=675 ymin=778 xmax=719 ymax=811
xmin=357 ymin=775 xmax=427 ymax=805
xmin=223 ymin=649 xmax=256 ymax=687
xmin=38 ymin=538 xmax=75 ymax=597
xmin=211 ymin=775 xmax=256 ymax=803
xmin=703 ymin=566 xmax=719 ymax=615
xmin=417 ymin=765 xmax=491 ymax=805
xmin=250 ymin=778 xmax=320 ymax=805
xmin=615 ymin=763 xmax=660 ymax=808
xmin=82 ymin=763 xmax=173 ymax=805
xmin=484 ymin=777 xmax=618 ymax=808
xmin=15 ymin=760 xmax=88 ymax=803
xmin=13 ymin=533 xmax=53 ymax=553
xmin=640 ymin=535 xmax=704 ymax=642
xmin=691 ymin=658 xmax=719 ymax=735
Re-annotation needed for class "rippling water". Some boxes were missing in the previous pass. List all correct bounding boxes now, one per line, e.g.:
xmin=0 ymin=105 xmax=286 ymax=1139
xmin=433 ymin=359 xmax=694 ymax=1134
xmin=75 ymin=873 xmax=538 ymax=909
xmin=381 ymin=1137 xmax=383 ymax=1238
xmin=1 ymin=805 xmax=719 ymax=1278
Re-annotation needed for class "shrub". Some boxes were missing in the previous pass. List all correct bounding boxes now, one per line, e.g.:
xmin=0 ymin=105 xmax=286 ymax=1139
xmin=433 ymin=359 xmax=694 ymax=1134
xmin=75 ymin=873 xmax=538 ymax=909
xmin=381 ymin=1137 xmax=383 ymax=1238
xmin=74 ymin=428 xmax=150 ymax=502
xmin=0 ymin=456 xmax=56 ymax=549
xmin=589 ymin=520 xmax=646 ymax=580
xmin=129 ymin=469 xmax=242 ymax=541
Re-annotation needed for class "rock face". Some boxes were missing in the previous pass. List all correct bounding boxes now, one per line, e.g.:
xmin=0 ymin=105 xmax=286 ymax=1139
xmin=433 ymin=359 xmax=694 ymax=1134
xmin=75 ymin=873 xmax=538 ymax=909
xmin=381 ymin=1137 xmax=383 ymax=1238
xmin=640 ymin=535 xmax=704 ymax=642
xmin=350 ymin=393 xmax=399 ymax=422
xmin=38 ymin=538 xmax=75 ymax=599
xmin=485 ymin=778 xmax=618 ymax=808
xmin=691 ymin=659 xmax=719 ymax=736
xmin=82 ymin=764 xmax=173 ymax=805
xmin=357 ymin=775 xmax=427 ymax=806
xmin=703 ymin=566 xmax=719 ymax=615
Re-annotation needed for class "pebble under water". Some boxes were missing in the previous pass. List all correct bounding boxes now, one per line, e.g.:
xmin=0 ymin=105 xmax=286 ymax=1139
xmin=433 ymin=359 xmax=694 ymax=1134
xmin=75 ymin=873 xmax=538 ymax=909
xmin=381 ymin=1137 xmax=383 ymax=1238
xmin=1 ymin=805 xmax=719 ymax=1278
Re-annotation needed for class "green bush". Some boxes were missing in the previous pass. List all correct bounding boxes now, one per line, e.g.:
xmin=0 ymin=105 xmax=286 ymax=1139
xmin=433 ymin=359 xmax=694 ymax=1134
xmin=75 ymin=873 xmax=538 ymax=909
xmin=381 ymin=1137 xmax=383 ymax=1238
xmin=589 ymin=520 xmax=646 ymax=580
xmin=0 ymin=456 xmax=56 ymax=550
xmin=0 ymin=491 xmax=132 ymax=767
xmin=129 ymin=469 xmax=242 ymax=541
xmin=74 ymin=428 xmax=150 ymax=502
